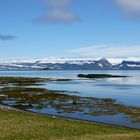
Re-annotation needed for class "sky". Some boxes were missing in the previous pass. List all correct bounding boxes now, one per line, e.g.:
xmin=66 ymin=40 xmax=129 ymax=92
xmin=0 ymin=0 xmax=140 ymax=61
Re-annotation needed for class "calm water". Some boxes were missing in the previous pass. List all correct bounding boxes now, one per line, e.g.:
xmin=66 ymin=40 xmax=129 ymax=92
xmin=0 ymin=70 xmax=140 ymax=129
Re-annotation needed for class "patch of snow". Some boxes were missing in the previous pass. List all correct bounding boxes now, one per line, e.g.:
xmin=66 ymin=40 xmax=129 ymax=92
xmin=127 ymin=64 xmax=140 ymax=67
xmin=98 ymin=63 xmax=103 ymax=67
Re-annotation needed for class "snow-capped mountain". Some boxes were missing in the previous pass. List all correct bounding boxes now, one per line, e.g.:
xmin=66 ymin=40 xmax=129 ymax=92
xmin=113 ymin=61 xmax=140 ymax=70
xmin=0 ymin=57 xmax=139 ymax=70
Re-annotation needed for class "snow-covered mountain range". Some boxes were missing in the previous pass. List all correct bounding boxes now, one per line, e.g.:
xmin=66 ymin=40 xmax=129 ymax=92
xmin=0 ymin=57 xmax=140 ymax=70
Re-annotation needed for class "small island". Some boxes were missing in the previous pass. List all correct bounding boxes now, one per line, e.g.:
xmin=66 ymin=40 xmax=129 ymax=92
xmin=78 ymin=74 xmax=128 ymax=79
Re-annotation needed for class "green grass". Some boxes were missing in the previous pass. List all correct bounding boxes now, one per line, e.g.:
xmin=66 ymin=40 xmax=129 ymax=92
xmin=0 ymin=109 xmax=140 ymax=140
xmin=78 ymin=74 xmax=128 ymax=79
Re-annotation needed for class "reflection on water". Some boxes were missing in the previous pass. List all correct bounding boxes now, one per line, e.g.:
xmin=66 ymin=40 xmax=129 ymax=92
xmin=0 ymin=83 xmax=140 ymax=128
xmin=0 ymin=70 xmax=140 ymax=129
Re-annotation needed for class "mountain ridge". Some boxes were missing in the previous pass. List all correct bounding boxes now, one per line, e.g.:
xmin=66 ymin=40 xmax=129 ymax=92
xmin=0 ymin=58 xmax=140 ymax=70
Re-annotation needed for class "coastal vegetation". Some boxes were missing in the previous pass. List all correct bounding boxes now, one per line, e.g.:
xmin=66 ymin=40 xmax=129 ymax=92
xmin=0 ymin=108 xmax=140 ymax=140
xmin=0 ymin=76 xmax=140 ymax=124
xmin=0 ymin=76 xmax=140 ymax=140
xmin=0 ymin=76 xmax=71 ymax=86
xmin=1 ymin=86 xmax=140 ymax=123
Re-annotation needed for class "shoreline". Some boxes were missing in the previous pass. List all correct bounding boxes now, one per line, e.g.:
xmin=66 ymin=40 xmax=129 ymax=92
xmin=0 ymin=103 xmax=139 ymax=131
xmin=0 ymin=76 xmax=140 ymax=133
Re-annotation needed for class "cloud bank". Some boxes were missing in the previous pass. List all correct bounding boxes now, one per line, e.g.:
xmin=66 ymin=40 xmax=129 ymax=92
xmin=0 ymin=34 xmax=16 ymax=41
xmin=34 ymin=0 xmax=80 ymax=24
xmin=69 ymin=44 xmax=140 ymax=58
xmin=116 ymin=0 xmax=140 ymax=19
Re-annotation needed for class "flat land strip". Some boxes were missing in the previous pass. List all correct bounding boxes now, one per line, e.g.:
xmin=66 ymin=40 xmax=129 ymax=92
xmin=0 ymin=109 xmax=140 ymax=140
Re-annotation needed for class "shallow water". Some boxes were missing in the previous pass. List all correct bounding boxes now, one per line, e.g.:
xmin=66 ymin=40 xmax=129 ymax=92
xmin=0 ymin=70 xmax=140 ymax=129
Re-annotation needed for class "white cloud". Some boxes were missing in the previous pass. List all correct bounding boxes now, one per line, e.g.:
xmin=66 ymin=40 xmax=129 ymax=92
xmin=69 ymin=44 xmax=140 ymax=58
xmin=116 ymin=0 xmax=140 ymax=18
xmin=34 ymin=0 xmax=80 ymax=24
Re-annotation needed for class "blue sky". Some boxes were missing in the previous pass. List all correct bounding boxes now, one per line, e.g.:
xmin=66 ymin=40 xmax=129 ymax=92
xmin=0 ymin=0 xmax=140 ymax=60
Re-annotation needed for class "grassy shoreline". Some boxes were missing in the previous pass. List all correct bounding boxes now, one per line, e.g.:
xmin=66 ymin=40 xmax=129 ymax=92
xmin=0 ymin=76 xmax=140 ymax=140
xmin=0 ymin=107 xmax=140 ymax=140
xmin=1 ymin=102 xmax=140 ymax=130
